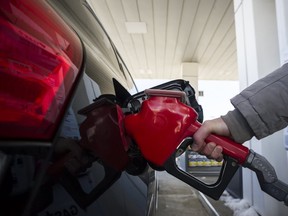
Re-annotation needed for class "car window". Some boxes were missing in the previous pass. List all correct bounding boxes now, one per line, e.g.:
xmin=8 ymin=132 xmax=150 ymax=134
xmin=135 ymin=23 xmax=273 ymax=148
xmin=48 ymin=0 xmax=137 ymax=94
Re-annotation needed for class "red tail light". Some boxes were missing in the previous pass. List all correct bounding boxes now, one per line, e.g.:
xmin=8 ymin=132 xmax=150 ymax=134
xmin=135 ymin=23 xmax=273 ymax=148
xmin=0 ymin=0 xmax=84 ymax=140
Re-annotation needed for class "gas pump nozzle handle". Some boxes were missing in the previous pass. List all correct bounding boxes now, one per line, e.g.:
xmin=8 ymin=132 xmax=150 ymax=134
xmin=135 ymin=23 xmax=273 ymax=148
xmin=188 ymin=122 xmax=288 ymax=206
xmin=186 ymin=122 xmax=249 ymax=164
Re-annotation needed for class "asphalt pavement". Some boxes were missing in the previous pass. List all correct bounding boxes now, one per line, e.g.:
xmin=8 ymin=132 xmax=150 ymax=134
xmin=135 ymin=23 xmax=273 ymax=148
xmin=155 ymin=171 xmax=234 ymax=216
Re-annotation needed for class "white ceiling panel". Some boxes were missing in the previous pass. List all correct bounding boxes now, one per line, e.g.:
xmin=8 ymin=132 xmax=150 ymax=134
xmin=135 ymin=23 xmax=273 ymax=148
xmin=88 ymin=0 xmax=238 ymax=80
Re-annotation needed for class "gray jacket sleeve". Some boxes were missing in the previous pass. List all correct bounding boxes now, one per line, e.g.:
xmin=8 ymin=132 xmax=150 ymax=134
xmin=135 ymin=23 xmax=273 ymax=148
xmin=221 ymin=63 xmax=288 ymax=143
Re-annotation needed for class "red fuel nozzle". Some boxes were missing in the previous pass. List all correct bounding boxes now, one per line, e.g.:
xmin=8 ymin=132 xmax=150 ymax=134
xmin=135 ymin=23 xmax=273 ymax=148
xmin=124 ymin=90 xmax=250 ymax=166
xmin=125 ymin=88 xmax=288 ymax=205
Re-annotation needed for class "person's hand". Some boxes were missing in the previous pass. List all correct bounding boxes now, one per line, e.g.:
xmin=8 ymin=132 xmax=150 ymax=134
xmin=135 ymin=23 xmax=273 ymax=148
xmin=192 ymin=117 xmax=231 ymax=161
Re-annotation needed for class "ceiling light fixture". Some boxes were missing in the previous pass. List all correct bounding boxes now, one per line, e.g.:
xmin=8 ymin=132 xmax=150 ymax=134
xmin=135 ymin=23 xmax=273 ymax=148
xmin=125 ymin=22 xmax=147 ymax=34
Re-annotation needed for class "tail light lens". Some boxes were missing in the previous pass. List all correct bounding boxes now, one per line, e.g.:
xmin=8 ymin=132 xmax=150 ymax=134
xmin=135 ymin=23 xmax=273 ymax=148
xmin=0 ymin=0 xmax=84 ymax=141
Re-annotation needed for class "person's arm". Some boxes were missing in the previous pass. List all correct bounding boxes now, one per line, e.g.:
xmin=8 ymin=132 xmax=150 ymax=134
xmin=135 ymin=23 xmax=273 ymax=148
xmin=192 ymin=63 xmax=288 ymax=160
xmin=228 ymin=63 xmax=288 ymax=142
